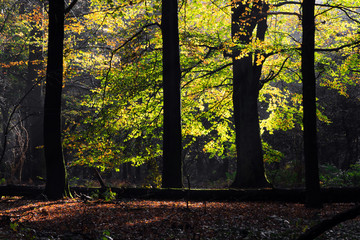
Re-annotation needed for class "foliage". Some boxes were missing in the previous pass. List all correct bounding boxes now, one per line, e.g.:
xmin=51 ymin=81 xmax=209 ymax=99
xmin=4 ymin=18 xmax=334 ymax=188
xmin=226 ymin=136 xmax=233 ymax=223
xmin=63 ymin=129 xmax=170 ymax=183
xmin=263 ymin=141 xmax=284 ymax=164
xmin=53 ymin=0 xmax=360 ymax=182
xmin=9 ymin=221 xmax=19 ymax=232
xmin=102 ymin=188 xmax=117 ymax=202
xmin=0 ymin=0 xmax=359 ymax=187
xmin=142 ymin=158 xmax=162 ymax=188
xmin=90 ymin=188 xmax=117 ymax=202
xmin=225 ymin=171 xmax=236 ymax=185
xmin=68 ymin=176 xmax=80 ymax=187
xmin=101 ymin=230 xmax=113 ymax=240
xmin=266 ymin=162 xmax=304 ymax=188
xmin=320 ymin=163 xmax=360 ymax=187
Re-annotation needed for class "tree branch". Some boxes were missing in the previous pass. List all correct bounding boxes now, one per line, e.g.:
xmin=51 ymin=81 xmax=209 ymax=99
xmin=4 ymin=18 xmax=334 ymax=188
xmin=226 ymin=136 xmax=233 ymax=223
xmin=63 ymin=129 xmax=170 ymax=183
xmin=181 ymin=44 xmax=221 ymax=78
xmin=181 ymin=63 xmax=232 ymax=89
xmin=65 ymin=0 xmax=79 ymax=15
xmin=315 ymin=40 xmax=360 ymax=52
xmin=268 ymin=11 xmax=301 ymax=18
xmin=0 ymin=77 xmax=43 ymax=164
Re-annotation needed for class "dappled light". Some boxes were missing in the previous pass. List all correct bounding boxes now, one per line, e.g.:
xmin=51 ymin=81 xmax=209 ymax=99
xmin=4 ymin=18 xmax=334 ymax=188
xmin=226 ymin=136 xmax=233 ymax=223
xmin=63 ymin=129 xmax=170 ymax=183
xmin=1 ymin=0 xmax=360 ymax=238
xmin=1 ymin=197 xmax=359 ymax=239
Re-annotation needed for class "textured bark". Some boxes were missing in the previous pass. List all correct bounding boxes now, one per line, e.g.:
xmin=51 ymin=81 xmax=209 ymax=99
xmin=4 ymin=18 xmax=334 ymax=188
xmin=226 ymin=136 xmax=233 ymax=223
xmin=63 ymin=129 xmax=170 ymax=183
xmin=230 ymin=0 xmax=270 ymax=188
xmin=44 ymin=0 xmax=70 ymax=200
xmin=301 ymin=0 xmax=322 ymax=208
xmin=161 ymin=0 xmax=183 ymax=188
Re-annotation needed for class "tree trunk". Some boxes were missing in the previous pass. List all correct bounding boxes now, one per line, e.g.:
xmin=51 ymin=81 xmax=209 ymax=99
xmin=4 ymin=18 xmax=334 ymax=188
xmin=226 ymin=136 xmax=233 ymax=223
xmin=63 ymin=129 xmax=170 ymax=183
xmin=230 ymin=0 xmax=270 ymax=188
xmin=301 ymin=0 xmax=322 ymax=208
xmin=44 ymin=0 xmax=70 ymax=200
xmin=161 ymin=0 xmax=183 ymax=188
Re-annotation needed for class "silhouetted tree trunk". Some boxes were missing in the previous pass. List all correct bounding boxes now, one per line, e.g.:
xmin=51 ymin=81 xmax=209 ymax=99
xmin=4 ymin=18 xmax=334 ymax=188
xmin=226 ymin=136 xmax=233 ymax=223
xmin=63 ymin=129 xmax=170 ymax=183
xmin=301 ymin=0 xmax=322 ymax=208
xmin=230 ymin=0 xmax=270 ymax=188
xmin=161 ymin=0 xmax=183 ymax=188
xmin=44 ymin=0 xmax=70 ymax=199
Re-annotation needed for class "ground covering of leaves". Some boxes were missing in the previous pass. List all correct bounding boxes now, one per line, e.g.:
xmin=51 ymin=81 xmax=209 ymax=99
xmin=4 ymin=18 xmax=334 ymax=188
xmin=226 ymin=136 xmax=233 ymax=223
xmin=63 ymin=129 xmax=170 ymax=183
xmin=0 ymin=197 xmax=359 ymax=240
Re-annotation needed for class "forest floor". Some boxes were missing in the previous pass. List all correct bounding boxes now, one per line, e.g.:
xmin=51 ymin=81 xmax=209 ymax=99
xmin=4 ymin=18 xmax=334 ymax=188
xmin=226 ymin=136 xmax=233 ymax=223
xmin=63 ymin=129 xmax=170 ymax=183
xmin=0 ymin=197 xmax=359 ymax=240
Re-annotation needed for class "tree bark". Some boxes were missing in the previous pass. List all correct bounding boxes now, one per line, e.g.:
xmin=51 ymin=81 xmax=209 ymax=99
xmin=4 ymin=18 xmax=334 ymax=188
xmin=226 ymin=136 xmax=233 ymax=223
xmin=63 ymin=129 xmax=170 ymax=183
xmin=44 ymin=0 xmax=71 ymax=199
xmin=301 ymin=0 xmax=322 ymax=208
xmin=161 ymin=0 xmax=183 ymax=188
xmin=230 ymin=0 xmax=270 ymax=188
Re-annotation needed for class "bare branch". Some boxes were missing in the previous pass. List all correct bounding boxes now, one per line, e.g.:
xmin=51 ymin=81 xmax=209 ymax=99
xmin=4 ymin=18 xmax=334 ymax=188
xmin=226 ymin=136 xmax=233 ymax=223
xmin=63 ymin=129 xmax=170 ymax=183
xmin=182 ymin=63 xmax=232 ymax=89
xmin=65 ymin=0 xmax=79 ymax=15
xmin=315 ymin=40 xmax=360 ymax=52
xmin=259 ymin=56 xmax=290 ymax=89
xmin=0 ymin=77 xmax=44 ymax=164
xmin=268 ymin=11 xmax=301 ymax=18
xmin=181 ymin=44 xmax=221 ymax=78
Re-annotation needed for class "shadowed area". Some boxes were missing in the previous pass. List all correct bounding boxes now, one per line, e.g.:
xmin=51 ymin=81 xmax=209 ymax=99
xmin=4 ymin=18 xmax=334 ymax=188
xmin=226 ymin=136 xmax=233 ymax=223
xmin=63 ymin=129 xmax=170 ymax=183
xmin=0 ymin=197 xmax=359 ymax=239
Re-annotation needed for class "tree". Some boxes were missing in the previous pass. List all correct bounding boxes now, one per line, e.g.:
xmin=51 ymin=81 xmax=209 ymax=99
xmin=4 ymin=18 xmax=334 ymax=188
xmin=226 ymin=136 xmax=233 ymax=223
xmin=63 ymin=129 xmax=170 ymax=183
xmin=301 ymin=0 xmax=322 ymax=208
xmin=161 ymin=0 xmax=183 ymax=188
xmin=0 ymin=0 xmax=38 ymax=180
xmin=44 ymin=0 xmax=74 ymax=199
xmin=230 ymin=0 xmax=270 ymax=188
xmin=23 ymin=0 xmax=45 ymax=182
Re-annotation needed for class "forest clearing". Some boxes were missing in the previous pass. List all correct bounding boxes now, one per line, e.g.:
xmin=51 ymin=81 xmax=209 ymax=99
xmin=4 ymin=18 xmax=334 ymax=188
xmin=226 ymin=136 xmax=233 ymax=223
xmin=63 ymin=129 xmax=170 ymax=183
xmin=0 ymin=196 xmax=359 ymax=240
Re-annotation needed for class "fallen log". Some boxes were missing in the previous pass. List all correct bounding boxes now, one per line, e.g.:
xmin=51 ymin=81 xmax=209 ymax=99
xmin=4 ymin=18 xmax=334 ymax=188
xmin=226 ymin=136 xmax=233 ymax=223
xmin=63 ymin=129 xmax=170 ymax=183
xmin=0 ymin=185 xmax=359 ymax=203
xmin=297 ymin=204 xmax=360 ymax=240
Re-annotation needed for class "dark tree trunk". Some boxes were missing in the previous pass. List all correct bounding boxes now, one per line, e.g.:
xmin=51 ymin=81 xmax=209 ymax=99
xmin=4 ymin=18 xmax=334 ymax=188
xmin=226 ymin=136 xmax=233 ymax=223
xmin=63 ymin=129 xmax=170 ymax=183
xmin=161 ymin=0 xmax=183 ymax=188
xmin=44 ymin=0 xmax=70 ymax=199
xmin=122 ymin=162 xmax=128 ymax=181
xmin=230 ymin=0 xmax=270 ymax=188
xmin=301 ymin=0 xmax=322 ymax=208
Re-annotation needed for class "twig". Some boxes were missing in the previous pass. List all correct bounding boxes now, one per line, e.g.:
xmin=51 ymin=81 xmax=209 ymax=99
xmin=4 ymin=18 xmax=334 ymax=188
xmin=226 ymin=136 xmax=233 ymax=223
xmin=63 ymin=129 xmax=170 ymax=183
xmin=186 ymin=175 xmax=191 ymax=210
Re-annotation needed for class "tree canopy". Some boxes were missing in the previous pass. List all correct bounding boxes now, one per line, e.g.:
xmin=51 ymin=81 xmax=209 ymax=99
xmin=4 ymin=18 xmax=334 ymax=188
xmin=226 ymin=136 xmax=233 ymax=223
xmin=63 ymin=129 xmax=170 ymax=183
xmin=0 ymin=0 xmax=359 ymax=190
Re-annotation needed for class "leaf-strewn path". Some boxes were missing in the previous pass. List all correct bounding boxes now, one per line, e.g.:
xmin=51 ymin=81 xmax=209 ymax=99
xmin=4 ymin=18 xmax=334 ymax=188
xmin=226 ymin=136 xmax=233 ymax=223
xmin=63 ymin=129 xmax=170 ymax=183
xmin=0 ymin=197 xmax=359 ymax=239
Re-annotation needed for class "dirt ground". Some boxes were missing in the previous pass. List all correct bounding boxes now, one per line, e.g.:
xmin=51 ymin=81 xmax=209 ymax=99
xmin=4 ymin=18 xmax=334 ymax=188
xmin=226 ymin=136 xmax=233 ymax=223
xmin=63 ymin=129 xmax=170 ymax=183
xmin=0 ymin=197 xmax=359 ymax=239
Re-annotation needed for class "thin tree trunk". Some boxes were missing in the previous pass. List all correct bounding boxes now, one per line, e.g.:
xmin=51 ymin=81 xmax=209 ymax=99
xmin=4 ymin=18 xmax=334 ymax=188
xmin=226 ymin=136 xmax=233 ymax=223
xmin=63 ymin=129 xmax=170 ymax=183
xmin=301 ymin=0 xmax=322 ymax=208
xmin=161 ymin=0 xmax=183 ymax=188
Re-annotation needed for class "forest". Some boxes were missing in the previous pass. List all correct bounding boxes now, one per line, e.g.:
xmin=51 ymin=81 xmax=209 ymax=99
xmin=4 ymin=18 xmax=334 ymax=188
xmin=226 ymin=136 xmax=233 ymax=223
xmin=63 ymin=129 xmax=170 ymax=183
xmin=0 ymin=0 xmax=359 ymax=239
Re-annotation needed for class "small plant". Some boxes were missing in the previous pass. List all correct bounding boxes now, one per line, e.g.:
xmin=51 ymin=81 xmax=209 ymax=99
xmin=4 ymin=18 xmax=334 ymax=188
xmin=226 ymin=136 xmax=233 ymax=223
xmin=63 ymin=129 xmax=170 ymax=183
xmin=90 ymin=190 xmax=100 ymax=200
xmin=225 ymin=171 xmax=236 ymax=184
xmin=10 ymin=221 xmax=19 ymax=232
xmin=142 ymin=158 xmax=162 ymax=188
xmin=0 ymin=178 xmax=5 ymax=185
xmin=266 ymin=163 xmax=304 ymax=188
xmin=69 ymin=176 xmax=80 ymax=187
xmin=320 ymin=163 xmax=360 ymax=187
xmin=101 ymin=230 xmax=113 ymax=240
xmin=346 ymin=163 xmax=360 ymax=186
xmin=90 ymin=188 xmax=117 ymax=202
xmin=103 ymin=188 xmax=117 ymax=202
